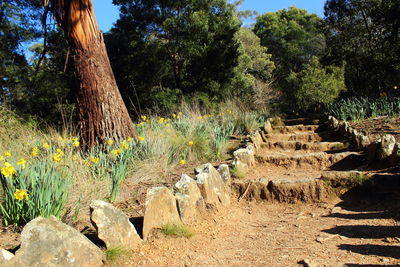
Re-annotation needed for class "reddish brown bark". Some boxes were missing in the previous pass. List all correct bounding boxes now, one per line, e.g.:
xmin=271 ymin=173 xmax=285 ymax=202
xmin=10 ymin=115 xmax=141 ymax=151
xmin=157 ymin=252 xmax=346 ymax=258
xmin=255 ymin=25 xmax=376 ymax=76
xmin=50 ymin=0 xmax=135 ymax=148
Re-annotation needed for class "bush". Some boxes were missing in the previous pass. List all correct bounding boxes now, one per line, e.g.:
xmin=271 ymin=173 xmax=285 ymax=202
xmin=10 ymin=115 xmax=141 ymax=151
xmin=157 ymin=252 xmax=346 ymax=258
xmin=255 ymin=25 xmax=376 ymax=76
xmin=289 ymin=57 xmax=346 ymax=110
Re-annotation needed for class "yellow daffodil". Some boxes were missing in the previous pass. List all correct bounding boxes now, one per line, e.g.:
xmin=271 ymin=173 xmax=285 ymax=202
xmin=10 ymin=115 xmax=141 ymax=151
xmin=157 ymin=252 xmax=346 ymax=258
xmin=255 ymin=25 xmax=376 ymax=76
xmin=127 ymin=137 xmax=133 ymax=142
xmin=1 ymin=162 xmax=17 ymax=178
xmin=72 ymin=155 xmax=78 ymax=161
xmin=90 ymin=157 xmax=100 ymax=164
xmin=197 ymin=116 xmax=203 ymax=120
xmin=56 ymin=149 xmax=64 ymax=156
xmin=188 ymin=140 xmax=194 ymax=146
xmin=17 ymin=158 xmax=26 ymax=169
xmin=84 ymin=160 xmax=91 ymax=167
xmin=53 ymin=153 xmax=62 ymax=162
xmin=73 ymin=140 xmax=80 ymax=147
xmin=172 ymin=113 xmax=177 ymax=118
xmin=14 ymin=189 xmax=28 ymax=201
xmin=4 ymin=151 xmax=11 ymax=157
xmin=180 ymin=159 xmax=186 ymax=165
xmin=107 ymin=139 xmax=114 ymax=145
xmin=58 ymin=136 xmax=63 ymax=142
xmin=111 ymin=149 xmax=121 ymax=156
xmin=121 ymin=140 xmax=129 ymax=150
xmin=0 ymin=155 xmax=4 ymax=161
xmin=31 ymin=147 xmax=39 ymax=157
xmin=141 ymin=115 xmax=147 ymax=121
xmin=138 ymin=136 xmax=145 ymax=142
xmin=42 ymin=143 xmax=50 ymax=149
xmin=159 ymin=117 xmax=165 ymax=124
xmin=394 ymin=86 xmax=398 ymax=90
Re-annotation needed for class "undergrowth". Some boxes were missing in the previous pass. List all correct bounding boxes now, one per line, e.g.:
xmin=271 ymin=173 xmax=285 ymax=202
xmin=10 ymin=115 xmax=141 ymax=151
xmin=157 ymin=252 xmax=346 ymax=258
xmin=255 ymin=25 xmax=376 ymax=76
xmin=0 ymin=102 xmax=267 ymax=226
xmin=160 ymin=223 xmax=194 ymax=238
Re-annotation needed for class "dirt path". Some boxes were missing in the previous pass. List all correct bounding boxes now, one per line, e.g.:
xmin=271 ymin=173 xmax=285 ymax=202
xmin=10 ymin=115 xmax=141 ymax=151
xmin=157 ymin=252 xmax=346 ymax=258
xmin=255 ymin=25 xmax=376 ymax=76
xmin=124 ymin=118 xmax=400 ymax=267
xmin=127 ymin=201 xmax=399 ymax=266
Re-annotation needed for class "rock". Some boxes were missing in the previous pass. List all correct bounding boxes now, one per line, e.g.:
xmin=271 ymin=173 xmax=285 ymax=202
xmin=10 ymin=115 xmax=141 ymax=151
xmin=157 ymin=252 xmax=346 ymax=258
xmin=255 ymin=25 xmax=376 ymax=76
xmin=328 ymin=116 xmax=339 ymax=129
xmin=366 ymin=140 xmax=379 ymax=163
xmin=232 ymin=146 xmax=255 ymax=171
xmin=390 ymin=143 xmax=400 ymax=165
xmin=9 ymin=216 xmax=104 ymax=267
xmin=339 ymin=121 xmax=350 ymax=136
xmin=195 ymin=163 xmax=230 ymax=208
xmin=0 ymin=249 xmax=14 ymax=264
xmin=355 ymin=133 xmax=370 ymax=150
xmin=217 ymin=164 xmax=232 ymax=188
xmin=378 ymin=135 xmax=396 ymax=160
xmin=264 ymin=119 xmax=273 ymax=134
xmin=90 ymin=200 xmax=142 ymax=250
xmin=143 ymin=187 xmax=181 ymax=241
xmin=298 ymin=259 xmax=318 ymax=267
xmin=174 ymin=174 xmax=205 ymax=223
xmin=249 ymin=132 xmax=263 ymax=150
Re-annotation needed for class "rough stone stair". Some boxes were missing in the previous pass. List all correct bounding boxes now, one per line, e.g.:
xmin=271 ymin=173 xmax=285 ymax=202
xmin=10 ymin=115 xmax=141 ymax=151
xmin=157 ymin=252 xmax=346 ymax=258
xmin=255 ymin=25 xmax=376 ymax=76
xmin=261 ymin=140 xmax=347 ymax=152
xmin=234 ymin=117 xmax=367 ymax=203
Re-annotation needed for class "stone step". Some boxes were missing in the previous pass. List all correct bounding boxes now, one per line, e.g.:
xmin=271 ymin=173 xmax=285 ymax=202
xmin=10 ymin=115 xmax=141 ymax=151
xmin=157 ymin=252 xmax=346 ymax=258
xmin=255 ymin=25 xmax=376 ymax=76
xmin=272 ymin=125 xmax=320 ymax=134
xmin=256 ymin=151 xmax=362 ymax=170
xmin=283 ymin=117 xmax=322 ymax=126
xmin=261 ymin=141 xmax=347 ymax=152
xmin=232 ymin=177 xmax=328 ymax=203
xmin=265 ymin=131 xmax=338 ymax=143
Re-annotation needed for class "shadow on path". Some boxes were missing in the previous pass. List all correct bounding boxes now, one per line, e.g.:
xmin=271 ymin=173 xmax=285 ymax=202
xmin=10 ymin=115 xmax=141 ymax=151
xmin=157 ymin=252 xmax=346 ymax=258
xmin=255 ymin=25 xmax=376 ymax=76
xmin=339 ymin=244 xmax=400 ymax=259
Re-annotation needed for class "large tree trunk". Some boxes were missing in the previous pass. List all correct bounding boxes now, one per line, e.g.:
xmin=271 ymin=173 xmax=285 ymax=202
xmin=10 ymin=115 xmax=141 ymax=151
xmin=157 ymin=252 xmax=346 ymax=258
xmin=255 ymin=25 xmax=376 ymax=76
xmin=49 ymin=0 xmax=135 ymax=148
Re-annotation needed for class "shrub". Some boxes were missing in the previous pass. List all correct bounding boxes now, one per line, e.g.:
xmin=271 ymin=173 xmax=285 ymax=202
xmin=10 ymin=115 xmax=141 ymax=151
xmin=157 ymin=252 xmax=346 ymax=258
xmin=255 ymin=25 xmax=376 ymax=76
xmin=289 ymin=57 xmax=346 ymax=110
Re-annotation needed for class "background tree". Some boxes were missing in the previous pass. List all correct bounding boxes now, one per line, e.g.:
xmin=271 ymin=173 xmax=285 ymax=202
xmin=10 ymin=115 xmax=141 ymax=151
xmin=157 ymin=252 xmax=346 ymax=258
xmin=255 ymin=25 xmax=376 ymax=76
xmin=253 ymin=7 xmax=326 ymax=104
xmin=324 ymin=0 xmax=400 ymax=96
xmin=107 ymin=0 xmax=241 ymax=112
xmin=288 ymin=56 xmax=346 ymax=110
xmin=49 ymin=0 xmax=135 ymax=147
xmin=229 ymin=27 xmax=276 ymax=111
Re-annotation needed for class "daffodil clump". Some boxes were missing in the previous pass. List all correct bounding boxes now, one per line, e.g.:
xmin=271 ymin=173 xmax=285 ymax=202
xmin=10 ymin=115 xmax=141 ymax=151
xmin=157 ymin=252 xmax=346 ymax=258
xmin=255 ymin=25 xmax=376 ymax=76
xmin=0 ymin=152 xmax=70 ymax=226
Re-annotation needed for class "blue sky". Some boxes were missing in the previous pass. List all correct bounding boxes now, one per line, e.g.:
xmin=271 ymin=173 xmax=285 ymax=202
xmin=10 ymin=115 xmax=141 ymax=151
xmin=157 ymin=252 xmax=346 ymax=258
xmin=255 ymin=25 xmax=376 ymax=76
xmin=92 ymin=0 xmax=326 ymax=32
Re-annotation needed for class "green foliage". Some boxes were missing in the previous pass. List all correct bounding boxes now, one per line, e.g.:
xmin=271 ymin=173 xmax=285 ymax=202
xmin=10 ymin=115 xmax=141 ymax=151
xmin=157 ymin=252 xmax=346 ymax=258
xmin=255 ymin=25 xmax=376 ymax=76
xmin=254 ymin=7 xmax=326 ymax=102
xmin=288 ymin=57 xmax=346 ymax=110
xmin=107 ymin=0 xmax=241 ymax=113
xmin=326 ymin=96 xmax=400 ymax=121
xmin=324 ymin=0 xmax=400 ymax=96
xmin=230 ymin=165 xmax=245 ymax=178
xmin=0 ymin=160 xmax=70 ymax=226
xmin=160 ymin=223 xmax=194 ymax=238
xmin=105 ymin=246 xmax=130 ymax=265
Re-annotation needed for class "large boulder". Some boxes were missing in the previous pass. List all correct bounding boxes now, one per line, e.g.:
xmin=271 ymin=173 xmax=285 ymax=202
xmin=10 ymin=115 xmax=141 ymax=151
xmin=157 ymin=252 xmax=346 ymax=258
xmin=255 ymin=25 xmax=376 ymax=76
xmin=195 ymin=163 xmax=231 ymax=208
xmin=143 ymin=187 xmax=181 ymax=241
xmin=8 ymin=216 xmax=104 ymax=267
xmin=377 ymin=135 xmax=396 ymax=160
xmin=174 ymin=174 xmax=205 ymax=223
xmin=90 ymin=200 xmax=142 ymax=250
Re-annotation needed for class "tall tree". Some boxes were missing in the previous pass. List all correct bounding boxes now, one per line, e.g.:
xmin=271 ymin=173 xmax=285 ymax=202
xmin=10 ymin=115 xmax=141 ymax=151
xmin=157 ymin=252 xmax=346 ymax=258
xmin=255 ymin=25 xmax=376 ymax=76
xmin=49 ymin=0 xmax=135 ymax=147
xmin=324 ymin=0 xmax=400 ymax=96
xmin=253 ymin=7 xmax=326 ymax=101
xmin=107 ymin=0 xmax=241 ymax=112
